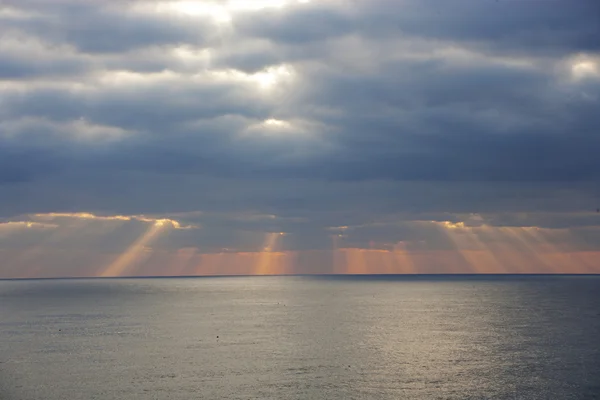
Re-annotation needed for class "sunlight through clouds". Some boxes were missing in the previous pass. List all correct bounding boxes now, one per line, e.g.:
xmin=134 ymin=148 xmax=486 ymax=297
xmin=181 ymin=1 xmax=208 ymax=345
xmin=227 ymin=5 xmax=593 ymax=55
xmin=433 ymin=219 xmax=598 ymax=274
xmin=0 ymin=212 xmax=199 ymax=278
xmin=162 ymin=1 xmax=233 ymax=22
xmin=205 ymin=64 xmax=295 ymax=92
xmin=254 ymin=232 xmax=287 ymax=275
xmin=568 ymin=55 xmax=600 ymax=81
xmin=99 ymin=220 xmax=168 ymax=277
xmin=1 ymin=0 xmax=600 ymax=277
xmin=156 ymin=0 xmax=310 ymax=23
xmin=2 ymin=210 xmax=600 ymax=278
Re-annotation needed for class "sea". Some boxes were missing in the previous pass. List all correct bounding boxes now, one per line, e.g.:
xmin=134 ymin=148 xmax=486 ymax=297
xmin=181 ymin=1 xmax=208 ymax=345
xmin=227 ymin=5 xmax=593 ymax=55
xmin=1 ymin=275 xmax=599 ymax=400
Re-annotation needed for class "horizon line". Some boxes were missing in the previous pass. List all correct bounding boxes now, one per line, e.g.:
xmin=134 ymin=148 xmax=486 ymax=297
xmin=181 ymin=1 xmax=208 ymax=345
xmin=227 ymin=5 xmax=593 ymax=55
xmin=2 ymin=273 xmax=600 ymax=282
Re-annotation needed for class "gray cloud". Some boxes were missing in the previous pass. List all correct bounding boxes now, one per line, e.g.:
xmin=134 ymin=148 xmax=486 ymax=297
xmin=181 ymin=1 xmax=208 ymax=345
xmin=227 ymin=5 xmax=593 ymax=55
xmin=1 ymin=1 xmax=214 ymax=53
xmin=234 ymin=0 xmax=600 ymax=54
xmin=0 ymin=0 xmax=599 ymax=264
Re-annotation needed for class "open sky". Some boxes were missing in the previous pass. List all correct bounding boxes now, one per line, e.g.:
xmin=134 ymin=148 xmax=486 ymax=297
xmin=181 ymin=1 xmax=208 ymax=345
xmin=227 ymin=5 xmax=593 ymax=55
xmin=1 ymin=0 xmax=599 ymax=278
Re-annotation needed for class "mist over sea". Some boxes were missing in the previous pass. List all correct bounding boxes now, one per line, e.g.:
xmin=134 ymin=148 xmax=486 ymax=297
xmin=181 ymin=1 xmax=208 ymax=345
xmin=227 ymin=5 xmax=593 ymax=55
xmin=1 ymin=275 xmax=599 ymax=399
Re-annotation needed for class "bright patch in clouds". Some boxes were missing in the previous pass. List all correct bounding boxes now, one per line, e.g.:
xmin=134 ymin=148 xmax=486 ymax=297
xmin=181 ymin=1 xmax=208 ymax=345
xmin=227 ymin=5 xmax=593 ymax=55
xmin=206 ymin=64 xmax=294 ymax=90
xmin=163 ymin=1 xmax=232 ymax=22
xmin=264 ymin=118 xmax=290 ymax=127
xmin=440 ymin=221 xmax=467 ymax=230
xmin=242 ymin=118 xmax=323 ymax=140
xmin=253 ymin=64 xmax=295 ymax=90
xmin=161 ymin=0 xmax=307 ymax=22
xmin=571 ymin=60 xmax=599 ymax=80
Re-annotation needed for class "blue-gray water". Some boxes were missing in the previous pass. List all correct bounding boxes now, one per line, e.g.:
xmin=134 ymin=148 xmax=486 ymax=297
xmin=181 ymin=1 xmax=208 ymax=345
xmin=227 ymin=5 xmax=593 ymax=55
xmin=1 ymin=275 xmax=599 ymax=400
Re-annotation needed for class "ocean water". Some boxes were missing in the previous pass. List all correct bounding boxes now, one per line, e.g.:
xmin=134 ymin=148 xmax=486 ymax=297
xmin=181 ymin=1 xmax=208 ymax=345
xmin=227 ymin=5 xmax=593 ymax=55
xmin=1 ymin=275 xmax=599 ymax=400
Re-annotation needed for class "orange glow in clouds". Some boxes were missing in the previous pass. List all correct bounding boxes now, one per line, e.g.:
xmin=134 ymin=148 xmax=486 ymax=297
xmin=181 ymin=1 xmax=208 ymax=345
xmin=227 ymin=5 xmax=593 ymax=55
xmin=1 ymin=212 xmax=599 ymax=278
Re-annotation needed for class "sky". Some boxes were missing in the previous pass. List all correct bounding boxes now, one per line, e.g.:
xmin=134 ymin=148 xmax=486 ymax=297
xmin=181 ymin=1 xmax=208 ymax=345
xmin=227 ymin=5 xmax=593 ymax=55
xmin=1 ymin=0 xmax=599 ymax=278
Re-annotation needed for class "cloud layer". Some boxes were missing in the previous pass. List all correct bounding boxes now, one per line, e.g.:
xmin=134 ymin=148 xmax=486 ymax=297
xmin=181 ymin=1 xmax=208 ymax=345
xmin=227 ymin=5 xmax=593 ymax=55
xmin=1 ymin=0 xmax=599 ymax=277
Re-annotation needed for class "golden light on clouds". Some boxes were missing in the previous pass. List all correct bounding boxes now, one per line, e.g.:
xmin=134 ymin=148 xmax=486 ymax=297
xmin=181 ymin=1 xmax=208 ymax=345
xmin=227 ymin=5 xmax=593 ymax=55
xmin=35 ymin=212 xmax=132 ymax=221
xmin=441 ymin=221 xmax=466 ymax=229
xmin=33 ymin=212 xmax=197 ymax=229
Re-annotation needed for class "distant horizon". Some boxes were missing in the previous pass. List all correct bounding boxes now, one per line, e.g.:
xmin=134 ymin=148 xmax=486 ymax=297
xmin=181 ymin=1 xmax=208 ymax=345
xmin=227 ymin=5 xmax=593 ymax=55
xmin=3 ymin=272 xmax=600 ymax=282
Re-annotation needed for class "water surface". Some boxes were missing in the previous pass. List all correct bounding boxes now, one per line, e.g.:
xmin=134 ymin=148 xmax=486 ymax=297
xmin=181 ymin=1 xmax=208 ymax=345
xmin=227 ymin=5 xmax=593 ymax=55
xmin=1 ymin=275 xmax=599 ymax=399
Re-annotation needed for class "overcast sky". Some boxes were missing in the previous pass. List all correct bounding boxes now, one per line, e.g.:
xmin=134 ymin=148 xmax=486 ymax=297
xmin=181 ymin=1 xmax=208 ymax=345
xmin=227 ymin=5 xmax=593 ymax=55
xmin=1 ymin=0 xmax=599 ymax=277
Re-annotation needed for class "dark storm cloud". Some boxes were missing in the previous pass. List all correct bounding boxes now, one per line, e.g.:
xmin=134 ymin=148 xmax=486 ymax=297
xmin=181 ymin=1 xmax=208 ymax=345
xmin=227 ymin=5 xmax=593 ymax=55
xmin=0 ymin=0 xmax=599 ymax=235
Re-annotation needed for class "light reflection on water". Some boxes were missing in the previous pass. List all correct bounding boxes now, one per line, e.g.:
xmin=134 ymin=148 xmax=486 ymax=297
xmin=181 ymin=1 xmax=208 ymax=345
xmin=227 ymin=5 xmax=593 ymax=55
xmin=1 ymin=276 xmax=599 ymax=399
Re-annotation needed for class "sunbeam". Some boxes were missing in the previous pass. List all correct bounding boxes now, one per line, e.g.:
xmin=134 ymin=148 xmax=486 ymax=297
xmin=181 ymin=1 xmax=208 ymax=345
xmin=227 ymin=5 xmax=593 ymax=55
xmin=375 ymin=249 xmax=395 ymax=274
xmin=6 ymin=218 xmax=125 ymax=278
xmin=392 ymin=242 xmax=418 ymax=274
xmin=331 ymin=233 xmax=342 ymax=274
xmin=497 ymin=227 xmax=553 ymax=273
xmin=98 ymin=220 xmax=169 ymax=277
xmin=435 ymin=223 xmax=482 ymax=273
xmin=438 ymin=224 xmax=508 ymax=273
xmin=341 ymin=248 xmax=368 ymax=274
xmin=169 ymin=248 xmax=199 ymax=276
xmin=431 ymin=220 xmax=588 ymax=273
xmin=526 ymin=227 xmax=596 ymax=273
xmin=254 ymin=232 xmax=287 ymax=275
xmin=195 ymin=252 xmax=227 ymax=275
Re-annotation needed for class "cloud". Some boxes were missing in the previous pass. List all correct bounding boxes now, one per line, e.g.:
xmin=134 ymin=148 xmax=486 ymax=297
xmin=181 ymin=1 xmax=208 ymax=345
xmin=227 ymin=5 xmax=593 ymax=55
xmin=0 ymin=221 xmax=57 ymax=231
xmin=31 ymin=212 xmax=198 ymax=229
xmin=0 ymin=0 xmax=599 ymax=276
